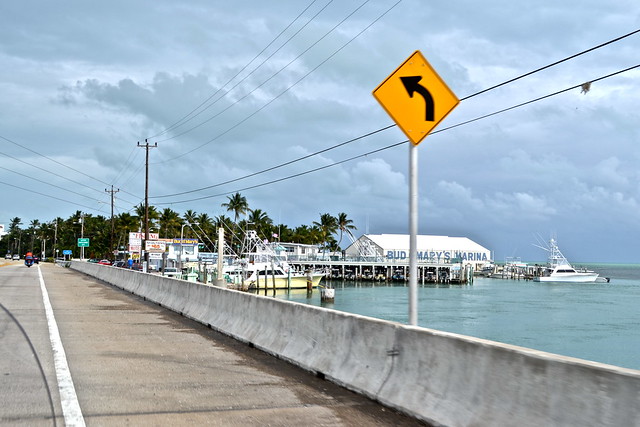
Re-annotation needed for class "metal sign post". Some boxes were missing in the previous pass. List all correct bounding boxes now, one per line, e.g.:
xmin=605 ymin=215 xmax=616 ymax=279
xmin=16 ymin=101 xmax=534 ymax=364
xmin=373 ymin=50 xmax=459 ymax=326
xmin=409 ymin=143 xmax=419 ymax=325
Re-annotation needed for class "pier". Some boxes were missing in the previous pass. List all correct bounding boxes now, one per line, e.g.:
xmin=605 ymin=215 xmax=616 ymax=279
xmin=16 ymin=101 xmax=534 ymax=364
xmin=288 ymin=259 xmax=475 ymax=284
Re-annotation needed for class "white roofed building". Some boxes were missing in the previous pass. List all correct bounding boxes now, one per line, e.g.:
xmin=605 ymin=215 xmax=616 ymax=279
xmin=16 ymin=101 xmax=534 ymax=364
xmin=344 ymin=234 xmax=492 ymax=269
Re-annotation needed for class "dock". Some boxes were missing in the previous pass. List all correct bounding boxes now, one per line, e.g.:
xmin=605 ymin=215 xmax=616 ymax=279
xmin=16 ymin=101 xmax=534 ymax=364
xmin=288 ymin=258 xmax=475 ymax=284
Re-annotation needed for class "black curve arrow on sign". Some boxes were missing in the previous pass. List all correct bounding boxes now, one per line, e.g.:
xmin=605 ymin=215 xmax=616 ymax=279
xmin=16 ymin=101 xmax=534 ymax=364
xmin=400 ymin=76 xmax=434 ymax=121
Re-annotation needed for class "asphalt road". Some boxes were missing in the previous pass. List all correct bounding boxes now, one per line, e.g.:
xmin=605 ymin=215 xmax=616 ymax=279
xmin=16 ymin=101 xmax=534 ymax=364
xmin=0 ymin=261 xmax=427 ymax=426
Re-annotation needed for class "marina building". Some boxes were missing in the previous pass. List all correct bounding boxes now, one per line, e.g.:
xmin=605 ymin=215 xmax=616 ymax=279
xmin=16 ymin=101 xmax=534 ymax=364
xmin=284 ymin=234 xmax=492 ymax=284
xmin=345 ymin=234 xmax=492 ymax=270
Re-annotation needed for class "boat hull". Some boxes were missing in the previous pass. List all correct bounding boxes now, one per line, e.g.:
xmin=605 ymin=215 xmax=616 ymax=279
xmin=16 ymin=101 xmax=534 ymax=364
xmin=533 ymin=273 xmax=599 ymax=283
xmin=249 ymin=274 xmax=324 ymax=290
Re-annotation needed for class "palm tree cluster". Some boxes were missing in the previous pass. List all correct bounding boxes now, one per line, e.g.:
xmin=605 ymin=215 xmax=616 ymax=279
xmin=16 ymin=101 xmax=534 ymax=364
xmin=0 ymin=193 xmax=357 ymax=260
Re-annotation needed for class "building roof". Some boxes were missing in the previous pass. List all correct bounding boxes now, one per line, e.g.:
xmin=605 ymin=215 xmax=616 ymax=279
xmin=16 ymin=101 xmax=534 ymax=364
xmin=362 ymin=234 xmax=490 ymax=252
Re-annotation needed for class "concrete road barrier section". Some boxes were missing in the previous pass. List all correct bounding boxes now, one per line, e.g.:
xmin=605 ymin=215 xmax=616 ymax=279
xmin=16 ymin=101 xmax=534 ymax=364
xmin=70 ymin=261 xmax=640 ymax=427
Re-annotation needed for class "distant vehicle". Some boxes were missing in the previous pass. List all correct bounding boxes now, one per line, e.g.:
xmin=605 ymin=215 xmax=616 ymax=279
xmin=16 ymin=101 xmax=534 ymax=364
xmin=12 ymin=254 xmax=20 ymax=260
xmin=4 ymin=253 xmax=11 ymax=259
xmin=33 ymin=256 xmax=40 ymax=264
xmin=88 ymin=259 xmax=99 ymax=263
xmin=97 ymin=259 xmax=112 ymax=265
xmin=162 ymin=267 xmax=181 ymax=278
xmin=113 ymin=261 xmax=126 ymax=268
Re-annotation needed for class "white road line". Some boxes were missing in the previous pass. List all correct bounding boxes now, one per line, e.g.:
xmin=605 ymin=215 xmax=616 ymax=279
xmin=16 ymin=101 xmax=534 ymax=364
xmin=38 ymin=265 xmax=86 ymax=427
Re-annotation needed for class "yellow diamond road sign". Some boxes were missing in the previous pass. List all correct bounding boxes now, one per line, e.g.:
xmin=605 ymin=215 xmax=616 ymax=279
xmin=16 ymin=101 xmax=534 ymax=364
xmin=373 ymin=50 xmax=459 ymax=145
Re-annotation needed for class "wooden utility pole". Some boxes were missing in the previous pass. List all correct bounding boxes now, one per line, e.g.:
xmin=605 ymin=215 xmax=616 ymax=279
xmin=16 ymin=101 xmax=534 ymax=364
xmin=105 ymin=185 xmax=120 ymax=260
xmin=137 ymin=139 xmax=157 ymax=270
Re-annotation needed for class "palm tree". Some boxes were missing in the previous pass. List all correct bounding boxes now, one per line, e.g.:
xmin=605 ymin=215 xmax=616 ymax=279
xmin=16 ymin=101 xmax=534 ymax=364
xmin=183 ymin=209 xmax=198 ymax=224
xmin=214 ymin=214 xmax=242 ymax=255
xmin=114 ymin=212 xmax=140 ymax=251
xmin=336 ymin=212 xmax=357 ymax=248
xmin=9 ymin=217 xmax=22 ymax=233
xmin=159 ymin=208 xmax=182 ymax=238
xmin=134 ymin=203 xmax=160 ymax=232
xmin=221 ymin=193 xmax=249 ymax=224
xmin=247 ymin=209 xmax=273 ymax=237
xmin=292 ymin=225 xmax=322 ymax=245
xmin=313 ymin=213 xmax=338 ymax=250
xmin=222 ymin=193 xmax=249 ymax=253
xmin=273 ymin=224 xmax=292 ymax=242
xmin=195 ymin=213 xmax=215 ymax=251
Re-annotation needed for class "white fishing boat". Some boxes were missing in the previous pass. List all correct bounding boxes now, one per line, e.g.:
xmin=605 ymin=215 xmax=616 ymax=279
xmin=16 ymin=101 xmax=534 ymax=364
xmin=533 ymin=238 xmax=602 ymax=283
xmin=223 ymin=230 xmax=324 ymax=290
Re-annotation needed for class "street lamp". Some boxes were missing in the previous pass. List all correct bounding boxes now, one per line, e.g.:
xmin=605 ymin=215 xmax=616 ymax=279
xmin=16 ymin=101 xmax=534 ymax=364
xmin=74 ymin=214 xmax=84 ymax=260
xmin=179 ymin=222 xmax=198 ymax=271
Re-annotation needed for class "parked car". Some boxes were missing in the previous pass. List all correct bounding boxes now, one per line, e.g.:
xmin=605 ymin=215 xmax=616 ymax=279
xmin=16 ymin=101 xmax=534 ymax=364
xmin=97 ymin=259 xmax=112 ymax=265
xmin=113 ymin=261 xmax=126 ymax=268
xmin=4 ymin=253 xmax=11 ymax=259
xmin=12 ymin=254 xmax=20 ymax=260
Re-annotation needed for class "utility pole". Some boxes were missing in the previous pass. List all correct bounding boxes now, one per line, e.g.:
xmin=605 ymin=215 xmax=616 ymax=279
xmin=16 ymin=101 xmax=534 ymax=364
xmin=105 ymin=185 xmax=120 ymax=260
xmin=137 ymin=139 xmax=157 ymax=271
xmin=53 ymin=219 xmax=57 ymax=259
xmin=80 ymin=212 xmax=84 ymax=260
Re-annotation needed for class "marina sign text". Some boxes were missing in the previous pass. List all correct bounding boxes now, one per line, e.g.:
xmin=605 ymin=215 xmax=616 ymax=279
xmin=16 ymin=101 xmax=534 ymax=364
xmin=386 ymin=250 xmax=489 ymax=262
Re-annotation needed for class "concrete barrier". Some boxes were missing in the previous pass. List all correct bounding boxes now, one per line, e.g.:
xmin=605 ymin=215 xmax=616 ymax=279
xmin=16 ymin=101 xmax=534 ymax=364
xmin=70 ymin=261 xmax=640 ymax=426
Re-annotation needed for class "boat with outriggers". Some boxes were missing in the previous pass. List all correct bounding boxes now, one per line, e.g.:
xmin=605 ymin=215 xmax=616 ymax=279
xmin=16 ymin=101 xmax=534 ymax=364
xmin=221 ymin=230 xmax=325 ymax=290
xmin=533 ymin=238 xmax=609 ymax=283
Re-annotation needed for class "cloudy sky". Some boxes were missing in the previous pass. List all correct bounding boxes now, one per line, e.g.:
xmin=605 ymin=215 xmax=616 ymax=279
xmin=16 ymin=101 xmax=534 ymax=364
xmin=1 ymin=0 xmax=638 ymax=262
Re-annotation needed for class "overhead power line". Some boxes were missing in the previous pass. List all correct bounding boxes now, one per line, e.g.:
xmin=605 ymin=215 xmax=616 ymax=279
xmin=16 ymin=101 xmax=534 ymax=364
xmin=154 ymin=0 xmax=366 ymax=144
xmin=460 ymin=27 xmax=640 ymax=101
xmin=3 ymin=27 xmax=637 ymax=215
xmin=152 ymin=0 xmax=402 ymax=164
xmin=0 ymin=179 xmax=110 ymax=214
xmin=0 ymin=134 xmax=141 ymax=206
xmin=154 ymin=63 xmax=639 ymax=206
xmin=0 ymin=163 xmax=127 ymax=210
xmin=150 ymin=124 xmax=396 ymax=198
xmin=152 ymin=24 xmax=638 ymax=168
xmin=150 ymin=26 xmax=640 ymax=200
xmin=149 ymin=0 xmax=327 ymax=139
xmin=0 ymin=134 xmax=140 ymax=201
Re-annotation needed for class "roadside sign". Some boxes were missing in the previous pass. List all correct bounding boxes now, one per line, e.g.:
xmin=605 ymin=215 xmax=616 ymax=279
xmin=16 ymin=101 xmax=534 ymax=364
xmin=145 ymin=240 xmax=166 ymax=252
xmin=63 ymin=250 xmax=72 ymax=255
xmin=129 ymin=232 xmax=159 ymax=242
xmin=372 ymin=50 xmax=459 ymax=145
xmin=77 ymin=238 xmax=90 ymax=247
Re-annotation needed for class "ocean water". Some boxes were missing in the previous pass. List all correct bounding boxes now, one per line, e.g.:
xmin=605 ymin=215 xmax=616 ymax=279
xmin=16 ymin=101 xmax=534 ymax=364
xmin=266 ymin=264 xmax=640 ymax=370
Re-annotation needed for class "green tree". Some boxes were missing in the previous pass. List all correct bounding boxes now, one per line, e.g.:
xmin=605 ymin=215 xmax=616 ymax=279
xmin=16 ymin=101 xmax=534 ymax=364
xmin=134 ymin=203 xmax=160 ymax=232
xmin=291 ymin=225 xmax=321 ymax=245
xmin=313 ymin=213 xmax=338 ymax=250
xmin=7 ymin=217 xmax=23 ymax=254
xmin=273 ymin=224 xmax=292 ymax=242
xmin=195 ymin=213 xmax=215 ymax=251
xmin=159 ymin=208 xmax=182 ymax=238
xmin=247 ymin=209 xmax=273 ymax=238
xmin=183 ymin=209 xmax=198 ymax=225
xmin=221 ymin=193 xmax=249 ymax=223
xmin=114 ymin=212 xmax=140 ymax=252
xmin=336 ymin=212 xmax=357 ymax=248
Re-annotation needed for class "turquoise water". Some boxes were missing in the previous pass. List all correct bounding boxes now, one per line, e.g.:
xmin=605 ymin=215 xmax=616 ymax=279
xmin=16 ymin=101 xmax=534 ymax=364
xmin=266 ymin=264 xmax=640 ymax=370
